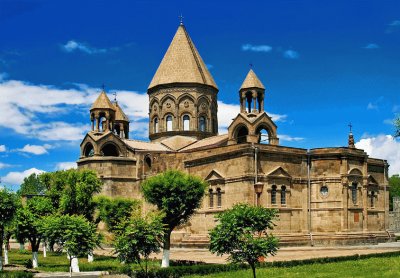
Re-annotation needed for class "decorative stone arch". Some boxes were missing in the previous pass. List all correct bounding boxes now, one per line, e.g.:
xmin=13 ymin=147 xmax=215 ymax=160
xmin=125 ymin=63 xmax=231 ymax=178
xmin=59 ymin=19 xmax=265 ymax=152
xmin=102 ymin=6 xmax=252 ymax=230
xmin=233 ymin=124 xmax=249 ymax=144
xmin=254 ymin=123 xmax=275 ymax=144
xmin=197 ymin=96 xmax=211 ymax=115
xmin=348 ymin=168 xmax=363 ymax=205
xmin=177 ymin=93 xmax=196 ymax=105
xmin=100 ymin=142 xmax=121 ymax=157
xmin=164 ymin=113 xmax=174 ymax=132
xmin=82 ymin=142 xmax=95 ymax=157
xmin=149 ymin=98 xmax=160 ymax=114
xmin=197 ymin=112 xmax=209 ymax=132
xmin=160 ymin=94 xmax=177 ymax=106
xmin=143 ymin=153 xmax=152 ymax=175
xmin=150 ymin=115 xmax=160 ymax=134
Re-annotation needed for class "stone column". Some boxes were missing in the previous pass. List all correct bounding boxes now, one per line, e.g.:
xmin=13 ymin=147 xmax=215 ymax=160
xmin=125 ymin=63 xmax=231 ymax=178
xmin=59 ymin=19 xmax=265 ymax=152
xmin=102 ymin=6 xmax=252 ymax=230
xmin=362 ymin=181 xmax=368 ymax=232
xmin=95 ymin=116 xmax=100 ymax=132
xmin=252 ymin=92 xmax=257 ymax=113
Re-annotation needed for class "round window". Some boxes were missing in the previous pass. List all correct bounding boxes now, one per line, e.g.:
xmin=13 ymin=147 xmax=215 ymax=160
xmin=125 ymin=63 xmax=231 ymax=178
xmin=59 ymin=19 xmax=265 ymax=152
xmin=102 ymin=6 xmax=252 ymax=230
xmin=320 ymin=185 xmax=328 ymax=197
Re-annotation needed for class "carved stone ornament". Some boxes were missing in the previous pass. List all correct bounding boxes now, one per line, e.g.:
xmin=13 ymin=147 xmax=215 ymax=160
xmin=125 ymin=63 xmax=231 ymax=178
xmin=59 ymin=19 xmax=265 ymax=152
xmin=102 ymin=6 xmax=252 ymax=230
xmin=201 ymin=103 xmax=207 ymax=111
xmin=184 ymin=101 xmax=190 ymax=108
xmin=153 ymin=105 xmax=158 ymax=112
xmin=166 ymin=102 xmax=171 ymax=109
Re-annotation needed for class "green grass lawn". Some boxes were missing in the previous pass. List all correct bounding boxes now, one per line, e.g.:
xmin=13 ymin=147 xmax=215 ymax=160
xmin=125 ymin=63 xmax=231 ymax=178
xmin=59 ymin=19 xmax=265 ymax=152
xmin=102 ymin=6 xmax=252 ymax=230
xmin=186 ymin=256 xmax=400 ymax=278
xmin=6 ymin=250 xmax=140 ymax=273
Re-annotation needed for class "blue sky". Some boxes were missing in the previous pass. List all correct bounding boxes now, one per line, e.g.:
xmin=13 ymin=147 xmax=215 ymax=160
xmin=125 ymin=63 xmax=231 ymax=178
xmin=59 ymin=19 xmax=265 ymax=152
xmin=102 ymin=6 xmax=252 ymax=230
xmin=1 ymin=0 xmax=400 ymax=189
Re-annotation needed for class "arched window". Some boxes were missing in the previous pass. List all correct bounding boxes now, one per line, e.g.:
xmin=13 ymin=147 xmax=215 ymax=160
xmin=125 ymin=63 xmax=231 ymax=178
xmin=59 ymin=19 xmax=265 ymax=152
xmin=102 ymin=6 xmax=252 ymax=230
xmin=281 ymin=186 xmax=286 ymax=205
xmin=256 ymin=126 xmax=270 ymax=144
xmin=351 ymin=182 xmax=358 ymax=204
xmin=199 ymin=116 xmax=206 ymax=132
xmin=144 ymin=155 xmax=152 ymax=171
xmin=236 ymin=126 xmax=248 ymax=144
xmin=245 ymin=91 xmax=253 ymax=113
xmin=217 ymin=188 xmax=222 ymax=207
xmin=154 ymin=117 xmax=159 ymax=133
xmin=166 ymin=115 xmax=173 ymax=131
xmin=209 ymin=189 xmax=214 ymax=208
xmin=370 ymin=191 xmax=375 ymax=207
xmin=183 ymin=115 xmax=190 ymax=131
xmin=99 ymin=116 xmax=106 ymax=132
xmin=101 ymin=143 xmax=119 ymax=157
xmin=114 ymin=124 xmax=121 ymax=136
xmin=84 ymin=143 xmax=94 ymax=157
xmin=271 ymin=185 xmax=277 ymax=205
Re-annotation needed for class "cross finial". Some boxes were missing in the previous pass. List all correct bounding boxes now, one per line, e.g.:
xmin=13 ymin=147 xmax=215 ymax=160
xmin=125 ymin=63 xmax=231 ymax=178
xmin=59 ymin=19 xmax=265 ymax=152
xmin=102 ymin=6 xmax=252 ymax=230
xmin=179 ymin=14 xmax=184 ymax=25
xmin=113 ymin=91 xmax=117 ymax=102
xmin=101 ymin=84 xmax=106 ymax=91
xmin=249 ymin=63 xmax=253 ymax=69
xmin=348 ymin=123 xmax=353 ymax=133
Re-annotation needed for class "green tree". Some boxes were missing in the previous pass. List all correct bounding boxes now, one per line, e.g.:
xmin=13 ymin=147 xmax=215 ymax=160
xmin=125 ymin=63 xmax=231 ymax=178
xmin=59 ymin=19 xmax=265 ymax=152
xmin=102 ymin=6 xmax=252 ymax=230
xmin=17 ymin=173 xmax=46 ymax=196
xmin=141 ymin=170 xmax=207 ymax=267
xmin=40 ymin=214 xmax=101 ymax=274
xmin=95 ymin=196 xmax=140 ymax=234
xmin=395 ymin=116 xmax=400 ymax=138
xmin=390 ymin=174 xmax=400 ymax=210
xmin=0 ymin=189 xmax=18 ymax=271
xmin=15 ymin=196 xmax=53 ymax=268
xmin=209 ymin=204 xmax=279 ymax=278
xmin=114 ymin=212 xmax=164 ymax=276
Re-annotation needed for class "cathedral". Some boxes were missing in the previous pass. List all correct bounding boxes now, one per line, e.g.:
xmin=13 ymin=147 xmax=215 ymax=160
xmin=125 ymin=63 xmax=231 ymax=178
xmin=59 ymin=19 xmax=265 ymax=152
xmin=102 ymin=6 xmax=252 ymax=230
xmin=78 ymin=23 xmax=393 ymax=246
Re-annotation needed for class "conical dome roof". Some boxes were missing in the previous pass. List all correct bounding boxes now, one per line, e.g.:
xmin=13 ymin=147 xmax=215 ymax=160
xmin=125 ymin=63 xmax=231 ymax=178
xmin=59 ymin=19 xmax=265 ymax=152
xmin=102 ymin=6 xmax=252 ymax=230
xmin=240 ymin=69 xmax=265 ymax=90
xmin=114 ymin=102 xmax=129 ymax=122
xmin=91 ymin=91 xmax=115 ymax=110
xmin=148 ymin=25 xmax=218 ymax=90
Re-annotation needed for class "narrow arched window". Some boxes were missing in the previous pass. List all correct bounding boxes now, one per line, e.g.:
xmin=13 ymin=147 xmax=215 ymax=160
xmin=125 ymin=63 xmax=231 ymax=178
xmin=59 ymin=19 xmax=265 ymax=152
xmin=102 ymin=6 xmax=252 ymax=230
xmin=281 ymin=186 xmax=286 ymax=205
xmin=166 ymin=115 xmax=173 ymax=131
xmin=370 ymin=191 xmax=375 ymax=207
xmin=154 ymin=117 xmax=159 ymax=133
xmin=271 ymin=185 xmax=277 ymax=205
xmin=209 ymin=189 xmax=214 ymax=208
xmin=351 ymin=182 xmax=358 ymax=204
xmin=183 ymin=115 xmax=190 ymax=131
xmin=199 ymin=116 xmax=206 ymax=132
xmin=217 ymin=188 xmax=222 ymax=207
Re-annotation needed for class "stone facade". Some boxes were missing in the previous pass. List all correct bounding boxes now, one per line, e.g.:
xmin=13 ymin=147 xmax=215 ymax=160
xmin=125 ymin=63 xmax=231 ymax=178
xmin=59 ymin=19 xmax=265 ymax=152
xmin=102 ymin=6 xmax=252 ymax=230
xmin=77 ymin=23 xmax=394 ymax=246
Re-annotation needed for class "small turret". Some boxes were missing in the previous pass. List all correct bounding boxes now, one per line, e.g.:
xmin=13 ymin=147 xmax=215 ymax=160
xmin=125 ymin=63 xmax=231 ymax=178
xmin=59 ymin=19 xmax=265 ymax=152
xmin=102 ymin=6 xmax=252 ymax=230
xmin=348 ymin=123 xmax=355 ymax=148
xmin=90 ymin=90 xmax=116 ymax=133
xmin=239 ymin=69 xmax=265 ymax=114
xmin=113 ymin=101 xmax=130 ymax=139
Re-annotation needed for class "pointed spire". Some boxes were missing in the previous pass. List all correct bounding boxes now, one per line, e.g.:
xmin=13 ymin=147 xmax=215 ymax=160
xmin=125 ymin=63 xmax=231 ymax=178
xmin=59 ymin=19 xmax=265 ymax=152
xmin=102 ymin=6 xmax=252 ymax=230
xmin=240 ymin=69 xmax=265 ymax=90
xmin=148 ymin=25 xmax=218 ymax=90
xmin=114 ymin=102 xmax=129 ymax=122
xmin=91 ymin=90 xmax=115 ymax=110
xmin=348 ymin=123 xmax=355 ymax=148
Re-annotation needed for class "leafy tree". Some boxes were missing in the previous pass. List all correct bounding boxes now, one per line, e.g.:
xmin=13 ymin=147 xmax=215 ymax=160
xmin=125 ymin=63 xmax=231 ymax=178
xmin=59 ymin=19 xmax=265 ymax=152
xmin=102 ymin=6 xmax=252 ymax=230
xmin=141 ymin=170 xmax=207 ymax=267
xmin=40 ymin=214 xmax=101 ymax=274
xmin=395 ymin=116 xmax=400 ymax=138
xmin=114 ymin=212 xmax=164 ymax=276
xmin=209 ymin=204 xmax=279 ymax=278
xmin=0 ymin=189 xmax=18 ymax=271
xmin=15 ymin=196 xmax=53 ymax=268
xmin=390 ymin=174 xmax=400 ymax=210
xmin=17 ymin=173 xmax=46 ymax=196
xmin=95 ymin=196 xmax=140 ymax=234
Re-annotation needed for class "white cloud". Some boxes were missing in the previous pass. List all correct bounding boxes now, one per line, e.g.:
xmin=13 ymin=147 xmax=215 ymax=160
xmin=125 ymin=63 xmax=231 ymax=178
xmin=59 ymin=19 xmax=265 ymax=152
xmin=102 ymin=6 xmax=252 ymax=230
xmin=2 ymin=168 xmax=45 ymax=185
xmin=55 ymin=162 xmax=77 ymax=170
xmin=0 ymin=145 xmax=5 ymax=152
xmin=386 ymin=20 xmax=400 ymax=33
xmin=364 ymin=43 xmax=379 ymax=49
xmin=62 ymin=40 xmax=107 ymax=54
xmin=18 ymin=144 xmax=52 ymax=155
xmin=355 ymin=135 xmax=400 ymax=176
xmin=242 ymin=44 xmax=272 ymax=52
xmin=283 ymin=50 xmax=299 ymax=59
xmin=0 ymin=162 xmax=12 ymax=169
xmin=367 ymin=102 xmax=378 ymax=110
xmin=279 ymin=134 xmax=304 ymax=142
xmin=217 ymin=101 xmax=287 ymax=134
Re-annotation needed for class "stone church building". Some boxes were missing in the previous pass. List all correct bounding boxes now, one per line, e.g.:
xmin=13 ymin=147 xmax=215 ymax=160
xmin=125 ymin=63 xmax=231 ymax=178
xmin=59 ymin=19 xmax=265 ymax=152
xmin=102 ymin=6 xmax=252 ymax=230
xmin=78 ymin=23 xmax=393 ymax=246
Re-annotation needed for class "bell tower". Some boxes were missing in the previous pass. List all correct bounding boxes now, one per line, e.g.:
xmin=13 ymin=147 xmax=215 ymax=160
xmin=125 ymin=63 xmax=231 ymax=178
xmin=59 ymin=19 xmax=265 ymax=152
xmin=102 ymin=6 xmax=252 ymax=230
xmin=147 ymin=23 xmax=219 ymax=141
xmin=90 ymin=90 xmax=116 ymax=133
xmin=239 ymin=69 xmax=265 ymax=114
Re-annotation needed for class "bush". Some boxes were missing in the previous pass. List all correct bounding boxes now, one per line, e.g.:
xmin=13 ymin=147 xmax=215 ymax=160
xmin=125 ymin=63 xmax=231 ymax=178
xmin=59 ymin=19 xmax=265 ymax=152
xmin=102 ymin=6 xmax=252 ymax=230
xmin=24 ymin=259 xmax=33 ymax=269
xmin=0 ymin=271 xmax=34 ymax=278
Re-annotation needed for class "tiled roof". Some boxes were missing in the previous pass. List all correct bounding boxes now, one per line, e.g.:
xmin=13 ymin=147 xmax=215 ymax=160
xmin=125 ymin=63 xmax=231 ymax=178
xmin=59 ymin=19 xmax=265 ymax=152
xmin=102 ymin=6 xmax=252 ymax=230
xmin=148 ymin=25 xmax=218 ymax=90
xmin=179 ymin=134 xmax=228 ymax=151
xmin=240 ymin=69 xmax=265 ymax=90
xmin=123 ymin=139 xmax=171 ymax=151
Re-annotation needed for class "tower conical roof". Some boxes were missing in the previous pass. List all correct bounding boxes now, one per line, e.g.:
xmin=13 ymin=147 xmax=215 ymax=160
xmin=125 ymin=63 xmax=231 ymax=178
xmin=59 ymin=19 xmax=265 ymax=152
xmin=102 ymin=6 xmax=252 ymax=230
xmin=240 ymin=69 xmax=265 ymax=90
xmin=114 ymin=102 xmax=129 ymax=122
xmin=91 ymin=91 xmax=115 ymax=110
xmin=148 ymin=25 xmax=218 ymax=90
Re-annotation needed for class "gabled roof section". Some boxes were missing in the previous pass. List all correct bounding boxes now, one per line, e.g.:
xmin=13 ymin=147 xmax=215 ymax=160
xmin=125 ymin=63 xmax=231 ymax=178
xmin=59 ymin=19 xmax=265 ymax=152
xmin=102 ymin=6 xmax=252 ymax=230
xmin=114 ymin=102 xmax=129 ymax=122
xmin=123 ymin=139 xmax=171 ymax=152
xmin=368 ymin=175 xmax=379 ymax=186
xmin=91 ymin=91 xmax=115 ymax=110
xmin=266 ymin=166 xmax=292 ymax=179
xmin=179 ymin=134 xmax=228 ymax=152
xmin=205 ymin=170 xmax=225 ymax=182
xmin=240 ymin=69 xmax=265 ymax=90
xmin=148 ymin=25 xmax=218 ymax=90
